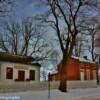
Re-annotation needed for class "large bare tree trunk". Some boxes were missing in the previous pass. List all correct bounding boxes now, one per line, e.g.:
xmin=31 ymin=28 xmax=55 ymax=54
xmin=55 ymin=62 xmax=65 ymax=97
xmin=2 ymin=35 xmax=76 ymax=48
xmin=59 ymin=55 xmax=68 ymax=92
xmin=59 ymin=36 xmax=76 ymax=92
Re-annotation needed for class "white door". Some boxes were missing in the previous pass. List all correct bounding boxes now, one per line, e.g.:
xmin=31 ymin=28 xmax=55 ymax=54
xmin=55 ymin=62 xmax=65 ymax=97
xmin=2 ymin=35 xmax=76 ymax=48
xmin=93 ymin=71 xmax=96 ymax=80
xmin=80 ymin=72 xmax=84 ymax=81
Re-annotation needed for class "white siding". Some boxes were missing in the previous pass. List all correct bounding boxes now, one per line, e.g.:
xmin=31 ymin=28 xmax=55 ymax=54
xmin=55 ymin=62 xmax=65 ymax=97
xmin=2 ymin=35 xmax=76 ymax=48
xmin=0 ymin=61 xmax=40 ymax=82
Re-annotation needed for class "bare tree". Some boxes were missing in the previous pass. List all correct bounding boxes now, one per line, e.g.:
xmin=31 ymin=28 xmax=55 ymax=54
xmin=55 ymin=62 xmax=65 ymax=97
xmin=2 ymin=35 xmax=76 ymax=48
xmin=73 ymin=33 xmax=87 ymax=57
xmin=87 ymin=25 xmax=98 ymax=61
xmin=0 ymin=0 xmax=15 ymax=18
xmin=37 ymin=0 xmax=100 ymax=92
xmin=79 ymin=16 xmax=100 ymax=61
xmin=40 ymin=67 xmax=47 ymax=81
xmin=0 ymin=17 xmax=52 ymax=61
xmin=95 ymin=24 xmax=100 ymax=63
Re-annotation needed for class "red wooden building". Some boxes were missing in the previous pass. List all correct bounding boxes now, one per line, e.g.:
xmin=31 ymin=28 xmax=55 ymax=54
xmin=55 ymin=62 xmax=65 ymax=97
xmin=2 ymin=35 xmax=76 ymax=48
xmin=50 ymin=56 xmax=98 ymax=81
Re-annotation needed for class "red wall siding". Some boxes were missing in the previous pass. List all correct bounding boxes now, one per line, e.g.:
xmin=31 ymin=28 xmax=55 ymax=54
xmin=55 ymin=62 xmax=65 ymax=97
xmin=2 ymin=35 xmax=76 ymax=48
xmin=90 ymin=64 xmax=93 ymax=80
xmin=83 ymin=64 xmax=97 ymax=80
xmin=96 ymin=67 xmax=98 ymax=80
xmin=67 ymin=58 xmax=80 ymax=80
xmin=50 ymin=58 xmax=98 ymax=81
xmin=57 ymin=58 xmax=80 ymax=80
xmin=84 ymin=64 xmax=86 ymax=80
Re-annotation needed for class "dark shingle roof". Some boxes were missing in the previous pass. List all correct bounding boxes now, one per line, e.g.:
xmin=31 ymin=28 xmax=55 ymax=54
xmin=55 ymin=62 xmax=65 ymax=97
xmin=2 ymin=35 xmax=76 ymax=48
xmin=0 ymin=52 xmax=35 ymax=64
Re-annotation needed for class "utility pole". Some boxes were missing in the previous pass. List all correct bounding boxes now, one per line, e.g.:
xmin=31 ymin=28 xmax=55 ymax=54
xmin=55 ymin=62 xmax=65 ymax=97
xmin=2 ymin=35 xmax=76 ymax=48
xmin=48 ymin=72 xmax=50 ymax=99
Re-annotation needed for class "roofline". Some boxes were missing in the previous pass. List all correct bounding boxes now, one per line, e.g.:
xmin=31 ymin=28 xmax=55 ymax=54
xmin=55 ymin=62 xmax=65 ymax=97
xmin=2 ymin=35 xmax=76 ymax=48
xmin=71 ymin=56 xmax=96 ymax=64
xmin=0 ymin=52 xmax=35 ymax=63
xmin=0 ymin=61 xmax=41 ymax=67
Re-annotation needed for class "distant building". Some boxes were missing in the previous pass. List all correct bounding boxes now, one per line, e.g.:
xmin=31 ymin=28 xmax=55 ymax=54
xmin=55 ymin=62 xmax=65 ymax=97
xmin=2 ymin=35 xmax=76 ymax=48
xmin=50 ymin=56 xmax=98 ymax=81
xmin=0 ymin=52 xmax=40 ymax=82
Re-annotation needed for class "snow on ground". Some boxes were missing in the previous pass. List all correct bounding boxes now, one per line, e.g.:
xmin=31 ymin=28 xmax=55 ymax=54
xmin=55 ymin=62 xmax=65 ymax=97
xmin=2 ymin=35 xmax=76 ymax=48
xmin=0 ymin=87 xmax=100 ymax=100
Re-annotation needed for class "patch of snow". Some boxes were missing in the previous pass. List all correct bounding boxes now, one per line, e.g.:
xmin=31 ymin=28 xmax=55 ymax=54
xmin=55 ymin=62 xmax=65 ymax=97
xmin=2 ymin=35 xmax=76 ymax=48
xmin=50 ymin=71 xmax=58 ymax=75
xmin=72 ymin=56 xmax=96 ymax=64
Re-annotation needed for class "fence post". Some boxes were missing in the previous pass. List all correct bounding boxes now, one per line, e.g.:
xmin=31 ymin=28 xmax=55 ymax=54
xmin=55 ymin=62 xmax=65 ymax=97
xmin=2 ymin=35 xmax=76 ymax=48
xmin=48 ymin=72 xmax=50 ymax=99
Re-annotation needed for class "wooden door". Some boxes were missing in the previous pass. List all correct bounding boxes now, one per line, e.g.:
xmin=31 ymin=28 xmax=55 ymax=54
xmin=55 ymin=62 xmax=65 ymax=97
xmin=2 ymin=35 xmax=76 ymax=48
xmin=18 ymin=71 xmax=25 ymax=81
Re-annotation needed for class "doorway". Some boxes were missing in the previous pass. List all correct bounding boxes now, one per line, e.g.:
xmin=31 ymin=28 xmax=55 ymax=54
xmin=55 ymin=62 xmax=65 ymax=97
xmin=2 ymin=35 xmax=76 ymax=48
xmin=18 ymin=71 xmax=25 ymax=81
xmin=80 ymin=71 xmax=84 ymax=81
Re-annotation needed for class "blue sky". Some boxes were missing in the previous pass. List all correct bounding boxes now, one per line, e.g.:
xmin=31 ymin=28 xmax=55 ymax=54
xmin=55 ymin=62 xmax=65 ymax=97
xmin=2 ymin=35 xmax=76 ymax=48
xmin=0 ymin=0 xmax=44 ymax=28
xmin=13 ymin=0 xmax=57 ymax=39
xmin=14 ymin=0 xmax=43 ymax=19
xmin=0 ymin=0 xmax=56 ymax=39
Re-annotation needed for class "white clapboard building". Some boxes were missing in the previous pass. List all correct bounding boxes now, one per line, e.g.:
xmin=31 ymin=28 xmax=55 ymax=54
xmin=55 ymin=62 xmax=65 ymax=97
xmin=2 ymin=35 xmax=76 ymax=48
xmin=0 ymin=52 xmax=40 ymax=82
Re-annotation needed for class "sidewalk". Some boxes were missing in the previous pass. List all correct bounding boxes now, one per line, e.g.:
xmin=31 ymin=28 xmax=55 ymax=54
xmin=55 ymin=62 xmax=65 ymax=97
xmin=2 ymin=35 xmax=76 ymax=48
xmin=74 ymin=95 xmax=100 ymax=100
xmin=0 ymin=87 xmax=100 ymax=100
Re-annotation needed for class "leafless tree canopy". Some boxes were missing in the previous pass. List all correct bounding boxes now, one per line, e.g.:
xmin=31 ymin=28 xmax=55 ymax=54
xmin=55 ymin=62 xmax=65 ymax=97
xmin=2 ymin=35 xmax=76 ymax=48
xmin=75 ymin=16 xmax=100 ymax=61
xmin=0 ymin=0 xmax=99 ymax=92
xmin=0 ymin=0 xmax=15 ymax=17
xmin=0 ymin=17 xmax=52 ymax=61
xmin=37 ymin=0 xmax=100 ymax=92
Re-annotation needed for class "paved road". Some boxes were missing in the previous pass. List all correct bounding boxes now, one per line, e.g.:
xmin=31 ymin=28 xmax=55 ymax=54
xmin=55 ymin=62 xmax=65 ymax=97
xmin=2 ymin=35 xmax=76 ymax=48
xmin=0 ymin=87 xmax=100 ymax=100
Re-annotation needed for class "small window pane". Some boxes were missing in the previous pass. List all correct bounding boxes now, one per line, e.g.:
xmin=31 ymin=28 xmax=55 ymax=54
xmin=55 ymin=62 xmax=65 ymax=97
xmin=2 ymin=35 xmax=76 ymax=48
xmin=30 ymin=70 xmax=35 ymax=80
xmin=6 ymin=68 xmax=13 ymax=79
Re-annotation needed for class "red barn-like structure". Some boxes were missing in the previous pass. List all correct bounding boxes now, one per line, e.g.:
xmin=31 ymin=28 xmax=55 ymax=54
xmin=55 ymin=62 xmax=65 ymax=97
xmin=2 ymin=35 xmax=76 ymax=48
xmin=50 ymin=56 xmax=98 ymax=81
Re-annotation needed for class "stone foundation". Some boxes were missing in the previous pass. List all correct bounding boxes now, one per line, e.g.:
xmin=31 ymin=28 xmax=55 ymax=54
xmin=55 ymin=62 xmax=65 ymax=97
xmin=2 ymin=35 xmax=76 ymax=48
xmin=0 ymin=80 xmax=97 ymax=93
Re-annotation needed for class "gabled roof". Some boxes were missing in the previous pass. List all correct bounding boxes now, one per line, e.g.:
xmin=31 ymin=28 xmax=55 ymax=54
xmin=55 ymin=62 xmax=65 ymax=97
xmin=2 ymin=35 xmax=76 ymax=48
xmin=72 ymin=56 xmax=96 ymax=64
xmin=0 ymin=52 xmax=35 ymax=64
